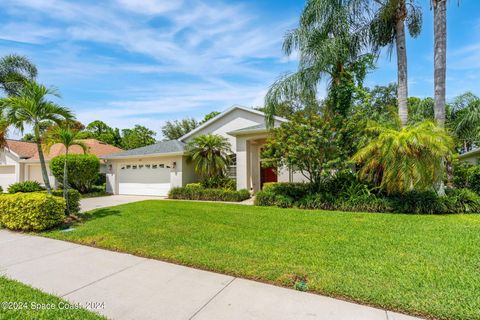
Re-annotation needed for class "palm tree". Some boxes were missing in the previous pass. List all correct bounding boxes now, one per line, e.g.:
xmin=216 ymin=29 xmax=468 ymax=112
xmin=186 ymin=134 xmax=232 ymax=179
xmin=0 ymin=54 xmax=37 ymax=96
xmin=431 ymin=0 xmax=447 ymax=127
xmin=44 ymin=126 xmax=87 ymax=213
xmin=368 ymin=0 xmax=423 ymax=127
xmin=264 ymin=0 xmax=372 ymax=126
xmin=352 ymin=120 xmax=453 ymax=194
xmin=449 ymin=92 xmax=480 ymax=152
xmin=0 ymin=80 xmax=73 ymax=193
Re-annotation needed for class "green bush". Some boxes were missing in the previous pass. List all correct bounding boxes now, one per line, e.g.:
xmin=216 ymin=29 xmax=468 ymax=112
xmin=49 ymin=154 xmax=100 ymax=193
xmin=262 ymin=182 xmax=312 ymax=201
xmin=443 ymin=188 xmax=480 ymax=213
xmin=297 ymin=193 xmax=337 ymax=210
xmin=50 ymin=189 xmax=81 ymax=214
xmin=169 ymin=186 xmax=250 ymax=202
xmin=254 ymin=191 xmax=294 ymax=208
xmin=453 ymin=161 xmax=480 ymax=194
xmin=389 ymin=191 xmax=445 ymax=214
xmin=0 ymin=193 xmax=65 ymax=231
xmin=0 ymin=186 xmax=3 ymax=193
xmin=201 ymin=176 xmax=236 ymax=191
xmin=8 ymin=181 xmax=45 ymax=193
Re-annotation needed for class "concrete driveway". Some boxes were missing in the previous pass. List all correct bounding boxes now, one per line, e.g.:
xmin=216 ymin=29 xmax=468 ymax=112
xmin=0 ymin=230 xmax=422 ymax=320
xmin=80 ymin=195 xmax=164 ymax=212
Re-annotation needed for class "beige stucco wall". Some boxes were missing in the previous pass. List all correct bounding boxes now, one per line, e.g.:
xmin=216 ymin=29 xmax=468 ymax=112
xmin=23 ymin=163 xmax=57 ymax=187
xmin=460 ymin=153 xmax=479 ymax=165
xmin=183 ymin=109 xmax=268 ymax=152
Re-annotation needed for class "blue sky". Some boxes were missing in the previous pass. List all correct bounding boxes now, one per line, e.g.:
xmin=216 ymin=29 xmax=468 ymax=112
xmin=1 ymin=0 xmax=479 ymax=139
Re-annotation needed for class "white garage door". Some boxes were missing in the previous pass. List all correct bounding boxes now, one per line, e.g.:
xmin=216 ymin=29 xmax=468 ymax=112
xmin=0 ymin=166 xmax=16 ymax=191
xmin=118 ymin=164 xmax=171 ymax=196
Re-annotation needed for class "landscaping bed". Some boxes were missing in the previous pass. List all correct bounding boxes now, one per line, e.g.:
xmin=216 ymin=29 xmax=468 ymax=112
xmin=0 ymin=277 xmax=105 ymax=319
xmin=44 ymin=200 xmax=480 ymax=320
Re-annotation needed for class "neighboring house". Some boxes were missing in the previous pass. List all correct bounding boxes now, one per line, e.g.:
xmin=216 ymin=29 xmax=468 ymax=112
xmin=103 ymin=105 xmax=308 ymax=196
xmin=459 ymin=148 xmax=480 ymax=165
xmin=0 ymin=139 xmax=122 ymax=191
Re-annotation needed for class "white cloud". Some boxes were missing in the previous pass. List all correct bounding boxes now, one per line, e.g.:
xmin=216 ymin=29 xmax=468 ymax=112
xmin=1 ymin=0 xmax=296 ymax=138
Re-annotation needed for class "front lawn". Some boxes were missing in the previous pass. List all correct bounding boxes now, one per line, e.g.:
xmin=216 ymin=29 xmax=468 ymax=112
xmin=0 ymin=277 xmax=105 ymax=319
xmin=45 ymin=200 xmax=480 ymax=320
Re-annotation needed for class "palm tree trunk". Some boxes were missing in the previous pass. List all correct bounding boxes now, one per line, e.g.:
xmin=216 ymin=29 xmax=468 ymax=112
xmin=395 ymin=19 xmax=409 ymax=127
xmin=64 ymin=150 xmax=69 ymax=214
xmin=35 ymin=126 xmax=52 ymax=193
xmin=433 ymin=0 xmax=447 ymax=127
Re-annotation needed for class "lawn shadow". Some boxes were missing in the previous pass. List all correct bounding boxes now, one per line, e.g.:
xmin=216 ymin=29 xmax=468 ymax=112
xmin=85 ymin=208 xmax=122 ymax=220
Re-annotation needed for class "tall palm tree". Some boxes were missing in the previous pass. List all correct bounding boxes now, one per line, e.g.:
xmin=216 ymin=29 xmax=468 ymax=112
xmin=264 ymin=0 xmax=372 ymax=126
xmin=186 ymin=134 xmax=232 ymax=179
xmin=369 ymin=0 xmax=423 ymax=127
xmin=44 ymin=126 xmax=87 ymax=213
xmin=431 ymin=0 xmax=447 ymax=127
xmin=0 ymin=54 xmax=37 ymax=96
xmin=352 ymin=120 xmax=453 ymax=194
xmin=0 ymin=80 xmax=73 ymax=193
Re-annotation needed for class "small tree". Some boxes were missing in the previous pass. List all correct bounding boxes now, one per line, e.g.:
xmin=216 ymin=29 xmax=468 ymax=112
xmin=186 ymin=134 xmax=231 ymax=180
xmin=121 ymin=125 xmax=156 ymax=150
xmin=262 ymin=113 xmax=343 ymax=188
xmin=44 ymin=126 xmax=87 ymax=213
xmin=50 ymin=154 xmax=99 ymax=194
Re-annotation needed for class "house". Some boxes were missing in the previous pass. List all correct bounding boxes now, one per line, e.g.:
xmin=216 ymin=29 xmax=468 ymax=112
xmin=459 ymin=148 xmax=480 ymax=165
xmin=0 ymin=139 xmax=122 ymax=191
xmin=103 ymin=105 xmax=308 ymax=196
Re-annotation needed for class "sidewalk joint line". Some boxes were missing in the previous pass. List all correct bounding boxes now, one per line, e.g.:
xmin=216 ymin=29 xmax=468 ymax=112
xmin=189 ymin=277 xmax=236 ymax=320
xmin=4 ymin=246 xmax=81 ymax=268
xmin=61 ymin=260 xmax=147 ymax=298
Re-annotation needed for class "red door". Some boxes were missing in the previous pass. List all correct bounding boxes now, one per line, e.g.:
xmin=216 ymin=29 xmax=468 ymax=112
xmin=260 ymin=167 xmax=277 ymax=188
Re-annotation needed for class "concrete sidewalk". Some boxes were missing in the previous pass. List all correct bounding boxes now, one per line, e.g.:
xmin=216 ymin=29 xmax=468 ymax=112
xmin=0 ymin=230 xmax=422 ymax=320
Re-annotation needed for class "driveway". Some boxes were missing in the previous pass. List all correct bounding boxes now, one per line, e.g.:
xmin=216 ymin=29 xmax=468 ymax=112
xmin=80 ymin=195 xmax=164 ymax=212
xmin=0 ymin=230 xmax=422 ymax=320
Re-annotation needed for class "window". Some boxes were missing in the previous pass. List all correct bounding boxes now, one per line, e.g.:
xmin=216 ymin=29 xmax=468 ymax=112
xmin=228 ymin=154 xmax=237 ymax=179
xmin=126 ymin=165 xmax=131 ymax=169
xmin=132 ymin=165 xmax=137 ymax=169
xmin=159 ymin=164 xmax=164 ymax=168
xmin=152 ymin=164 xmax=157 ymax=169
xmin=146 ymin=164 xmax=151 ymax=169
xmin=139 ymin=164 xmax=144 ymax=169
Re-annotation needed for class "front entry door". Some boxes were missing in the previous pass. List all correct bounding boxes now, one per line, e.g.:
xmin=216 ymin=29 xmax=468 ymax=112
xmin=260 ymin=167 xmax=277 ymax=188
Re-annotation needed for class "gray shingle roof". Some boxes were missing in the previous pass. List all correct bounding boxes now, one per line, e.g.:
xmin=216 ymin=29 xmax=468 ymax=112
xmin=104 ymin=140 xmax=185 ymax=159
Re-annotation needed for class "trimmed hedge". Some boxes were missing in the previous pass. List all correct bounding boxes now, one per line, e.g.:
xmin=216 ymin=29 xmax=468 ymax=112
xmin=50 ymin=189 xmax=81 ymax=214
xmin=255 ymin=182 xmax=480 ymax=214
xmin=0 ymin=193 xmax=65 ymax=231
xmin=8 ymin=181 xmax=45 ymax=193
xmin=169 ymin=185 xmax=250 ymax=202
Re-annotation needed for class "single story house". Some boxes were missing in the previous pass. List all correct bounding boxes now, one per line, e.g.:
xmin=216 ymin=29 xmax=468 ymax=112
xmin=459 ymin=148 xmax=480 ymax=165
xmin=0 ymin=139 xmax=122 ymax=191
xmin=103 ymin=105 xmax=307 ymax=196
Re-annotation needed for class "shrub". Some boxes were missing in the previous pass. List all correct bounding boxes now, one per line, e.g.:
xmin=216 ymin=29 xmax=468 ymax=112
xmin=453 ymin=161 xmax=480 ymax=194
xmin=262 ymin=182 xmax=312 ymax=201
xmin=0 ymin=193 xmax=65 ymax=231
xmin=201 ymin=176 xmax=236 ymax=191
xmin=389 ymin=191 xmax=445 ymax=214
xmin=0 ymin=186 xmax=3 ymax=193
xmin=443 ymin=188 xmax=480 ymax=213
xmin=297 ymin=193 xmax=337 ymax=210
xmin=49 ymin=154 xmax=99 ymax=193
xmin=169 ymin=186 xmax=250 ymax=202
xmin=254 ymin=191 xmax=294 ymax=208
xmin=50 ymin=189 xmax=81 ymax=214
xmin=8 ymin=181 xmax=44 ymax=193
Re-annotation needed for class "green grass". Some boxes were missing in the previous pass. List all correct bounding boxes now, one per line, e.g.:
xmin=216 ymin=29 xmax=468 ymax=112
xmin=45 ymin=200 xmax=480 ymax=320
xmin=0 ymin=277 xmax=105 ymax=320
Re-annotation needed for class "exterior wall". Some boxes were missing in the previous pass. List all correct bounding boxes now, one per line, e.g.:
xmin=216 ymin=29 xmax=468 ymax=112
xmin=183 ymin=109 xmax=267 ymax=152
xmin=24 ymin=163 xmax=57 ymax=187
xmin=181 ymin=156 xmax=198 ymax=185
xmin=106 ymin=155 xmax=185 ymax=195
xmin=277 ymin=166 xmax=309 ymax=183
